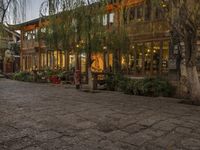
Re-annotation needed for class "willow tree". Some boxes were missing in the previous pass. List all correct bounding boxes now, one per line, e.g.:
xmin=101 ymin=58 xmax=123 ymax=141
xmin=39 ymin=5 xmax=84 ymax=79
xmin=0 ymin=0 xmax=26 ymax=23
xmin=154 ymin=0 xmax=200 ymax=102
xmin=42 ymin=0 xmax=107 ymax=87
xmin=108 ymin=0 xmax=130 ymax=74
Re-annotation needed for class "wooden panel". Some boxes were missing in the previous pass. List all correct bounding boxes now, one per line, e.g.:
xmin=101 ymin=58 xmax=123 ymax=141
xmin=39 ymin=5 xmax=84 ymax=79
xmin=126 ymin=20 xmax=169 ymax=37
xmin=106 ymin=0 xmax=144 ymax=11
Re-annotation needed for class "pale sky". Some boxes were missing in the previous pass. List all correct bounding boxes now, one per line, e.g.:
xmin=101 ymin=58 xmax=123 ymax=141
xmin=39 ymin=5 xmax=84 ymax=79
xmin=26 ymin=0 xmax=46 ymax=22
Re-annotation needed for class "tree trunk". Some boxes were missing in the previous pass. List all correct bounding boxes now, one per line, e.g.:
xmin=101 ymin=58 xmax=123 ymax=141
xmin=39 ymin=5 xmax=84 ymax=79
xmin=186 ymin=65 xmax=200 ymax=102
xmin=88 ymin=67 xmax=93 ymax=90
xmin=87 ymin=52 xmax=94 ymax=90
xmin=113 ymin=49 xmax=121 ymax=74
xmin=184 ymin=29 xmax=200 ymax=102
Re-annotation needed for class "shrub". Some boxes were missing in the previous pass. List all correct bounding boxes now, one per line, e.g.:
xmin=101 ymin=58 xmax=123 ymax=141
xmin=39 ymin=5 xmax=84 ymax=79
xmin=13 ymin=72 xmax=31 ymax=81
xmin=105 ymin=75 xmax=174 ymax=97
xmin=57 ymin=71 xmax=66 ymax=81
xmin=105 ymin=74 xmax=126 ymax=91
xmin=142 ymin=78 xmax=174 ymax=97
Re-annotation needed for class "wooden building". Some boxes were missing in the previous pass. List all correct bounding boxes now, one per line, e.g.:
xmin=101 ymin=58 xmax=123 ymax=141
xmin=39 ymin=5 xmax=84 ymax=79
xmin=10 ymin=0 xmax=200 ymax=79
xmin=0 ymin=25 xmax=20 ymax=73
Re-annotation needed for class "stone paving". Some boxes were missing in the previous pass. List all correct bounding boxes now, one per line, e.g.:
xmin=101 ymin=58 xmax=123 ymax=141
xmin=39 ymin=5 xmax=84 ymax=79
xmin=1 ymin=79 xmax=200 ymax=150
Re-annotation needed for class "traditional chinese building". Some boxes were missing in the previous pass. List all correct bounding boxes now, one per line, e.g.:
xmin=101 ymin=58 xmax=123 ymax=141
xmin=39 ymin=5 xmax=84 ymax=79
xmin=0 ymin=25 xmax=20 ymax=73
xmin=9 ymin=0 xmax=200 ymax=80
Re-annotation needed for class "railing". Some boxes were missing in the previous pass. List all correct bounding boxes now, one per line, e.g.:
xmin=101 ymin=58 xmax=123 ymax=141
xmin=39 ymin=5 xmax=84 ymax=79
xmin=125 ymin=20 xmax=169 ymax=37
xmin=40 ymin=40 xmax=46 ymax=48
xmin=22 ymin=40 xmax=39 ymax=49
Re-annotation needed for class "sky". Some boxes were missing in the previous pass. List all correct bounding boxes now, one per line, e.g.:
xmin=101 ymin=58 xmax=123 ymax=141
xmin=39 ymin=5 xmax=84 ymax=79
xmin=26 ymin=0 xmax=46 ymax=22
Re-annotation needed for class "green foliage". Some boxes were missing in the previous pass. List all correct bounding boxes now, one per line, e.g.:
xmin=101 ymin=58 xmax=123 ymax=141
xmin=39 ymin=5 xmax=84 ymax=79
xmin=13 ymin=72 xmax=32 ymax=82
xmin=105 ymin=74 xmax=125 ymax=91
xmin=105 ymin=75 xmax=174 ymax=97
xmin=13 ymin=69 xmax=68 ymax=83
xmin=44 ymin=68 xmax=55 ymax=77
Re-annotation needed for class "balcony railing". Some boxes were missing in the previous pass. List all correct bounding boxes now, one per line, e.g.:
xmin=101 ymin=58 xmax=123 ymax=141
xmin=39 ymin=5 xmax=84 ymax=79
xmin=22 ymin=40 xmax=39 ymax=49
xmin=125 ymin=20 xmax=169 ymax=37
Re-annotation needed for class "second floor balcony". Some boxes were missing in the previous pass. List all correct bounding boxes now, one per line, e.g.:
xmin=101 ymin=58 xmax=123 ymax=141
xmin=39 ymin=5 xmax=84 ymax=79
xmin=22 ymin=39 xmax=46 ymax=50
xmin=125 ymin=20 xmax=170 ymax=37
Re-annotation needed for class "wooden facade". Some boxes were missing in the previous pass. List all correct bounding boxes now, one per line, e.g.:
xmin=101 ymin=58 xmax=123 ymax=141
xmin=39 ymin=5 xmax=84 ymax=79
xmin=10 ymin=0 xmax=200 ymax=79
xmin=0 ymin=25 xmax=20 ymax=73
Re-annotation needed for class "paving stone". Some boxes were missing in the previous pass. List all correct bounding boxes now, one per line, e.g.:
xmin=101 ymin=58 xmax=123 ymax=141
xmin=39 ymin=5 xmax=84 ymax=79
xmin=6 ymin=137 xmax=35 ymax=150
xmin=152 ymin=132 xmax=183 ymax=148
xmin=140 ymin=144 xmax=165 ymax=150
xmin=152 ymin=120 xmax=177 ymax=131
xmin=122 ymin=124 xmax=147 ymax=134
xmin=137 ymin=115 xmax=166 ymax=127
xmin=1 ymin=79 xmax=200 ymax=149
xmin=181 ymin=138 xmax=200 ymax=150
xmin=122 ymin=132 xmax=152 ymax=146
xmin=175 ymin=127 xmax=192 ymax=134
xmin=22 ymin=146 xmax=42 ymax=150
xmin=115 ymin=142 xmax=138 ymax=150
xmin=34 ymin=130 xmax=62 ymax=142
xmin=106 ymin=130 xmax=129 ymax=142
xmin=39 ymin=138 xmax=70 ymax=150
xmin=140 ymin=129 xmax=165 ymax=137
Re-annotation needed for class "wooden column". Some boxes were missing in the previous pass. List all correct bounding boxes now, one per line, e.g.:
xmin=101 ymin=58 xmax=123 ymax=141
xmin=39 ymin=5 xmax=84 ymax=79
xmin=159 ymin=41 xmax=163 ymax=75
xmin=142 ymin=43 xmax=145 ymax=75
xmin=65 ymin=51 xmax=69 ymax=71
xmin=20 ymin=30 xmax=24 ymax=71
xmin=46 ymin=51 xmax=49 ymax=68
xmin=150 ymin=42 xmax=154 ymax=75
xmin=133 ymin=44 xmax=137 ymax=76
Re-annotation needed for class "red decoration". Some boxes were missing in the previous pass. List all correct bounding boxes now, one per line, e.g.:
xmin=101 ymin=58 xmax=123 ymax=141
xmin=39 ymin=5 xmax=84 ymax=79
xmin=49 ymin=75 xmax=61 ymax=84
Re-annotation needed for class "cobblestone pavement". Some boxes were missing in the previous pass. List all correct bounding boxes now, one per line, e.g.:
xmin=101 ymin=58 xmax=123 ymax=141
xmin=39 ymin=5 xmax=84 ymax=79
xmin=1 ymin=79 xmax=200 ymax=150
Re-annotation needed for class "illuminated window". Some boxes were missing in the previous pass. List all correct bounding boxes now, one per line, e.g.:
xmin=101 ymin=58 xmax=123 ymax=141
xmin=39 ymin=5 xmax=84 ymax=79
xmin=54 ymin=51 xmax=58 ymax=69
xmin=62 ymin=51 xmax=65 ymax=69
xmin=91 ymin=53 xmax=104 ymax=72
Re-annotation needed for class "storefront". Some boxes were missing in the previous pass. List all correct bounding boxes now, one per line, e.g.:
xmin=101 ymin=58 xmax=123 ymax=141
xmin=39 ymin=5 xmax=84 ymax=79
xmin=122 ymin=40 xmax=169 ymax=77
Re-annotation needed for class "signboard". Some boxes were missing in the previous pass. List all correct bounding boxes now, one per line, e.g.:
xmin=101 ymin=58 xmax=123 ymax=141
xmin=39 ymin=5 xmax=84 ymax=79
xmin=168 ymin=58 xmax=177 ymax=70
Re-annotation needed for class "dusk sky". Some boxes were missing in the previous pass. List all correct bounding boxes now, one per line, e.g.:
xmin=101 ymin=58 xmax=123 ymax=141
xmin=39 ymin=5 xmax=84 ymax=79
xmin=26 ymin=0 xmax=46 ymax=21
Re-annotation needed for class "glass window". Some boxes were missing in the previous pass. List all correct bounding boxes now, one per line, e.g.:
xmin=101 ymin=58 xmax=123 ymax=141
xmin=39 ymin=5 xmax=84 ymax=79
xmin=54 ymin=51 xmax=58 ymax=69
xmin=155 ymin=7 xmax=164 ymax=20
xmin=62 ymin=51 xmax=65 ymax=69
xmin=162 ymin=41 xmax=169 ymax=74
xmin=109 ymin=53 xmax=113 ymax=67
xmin=135 ymin=43 xmax=143 ymax=75
xmin=129 ymin=7 xmax=135 ymax=21
xmin=91 ymin=53 xmax=104 ymax=72
xmin=109 ymin=13 xmax=114 ymax=24
xmin=57 ymin=51 xmax=61 ymax=69
xmin=136 ymin=6 xmax=143 ymax=20
xmin=103 ymin=14 xmax=107 ymax=26
xmin=27 ymin=32 xmax=31 ymax=40
xmin=144 ymin=43 xmax=151 ymax=75
xmin=152 ymin=42 xmax=160 ymax=75
xmin=145 ymin=0 xmax=151 ymax=20
xmin=69 ymin=54 xmax=75 ymax=70
xmin=47 ymin=52 xmax=50 ymax=67
xmin=81 ymin=53 xmax=86 ymax=73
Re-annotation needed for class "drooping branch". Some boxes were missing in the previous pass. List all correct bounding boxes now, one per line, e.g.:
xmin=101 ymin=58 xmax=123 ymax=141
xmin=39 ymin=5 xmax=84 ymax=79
xmin=1 ymin=0 xmax=12 ymax=23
